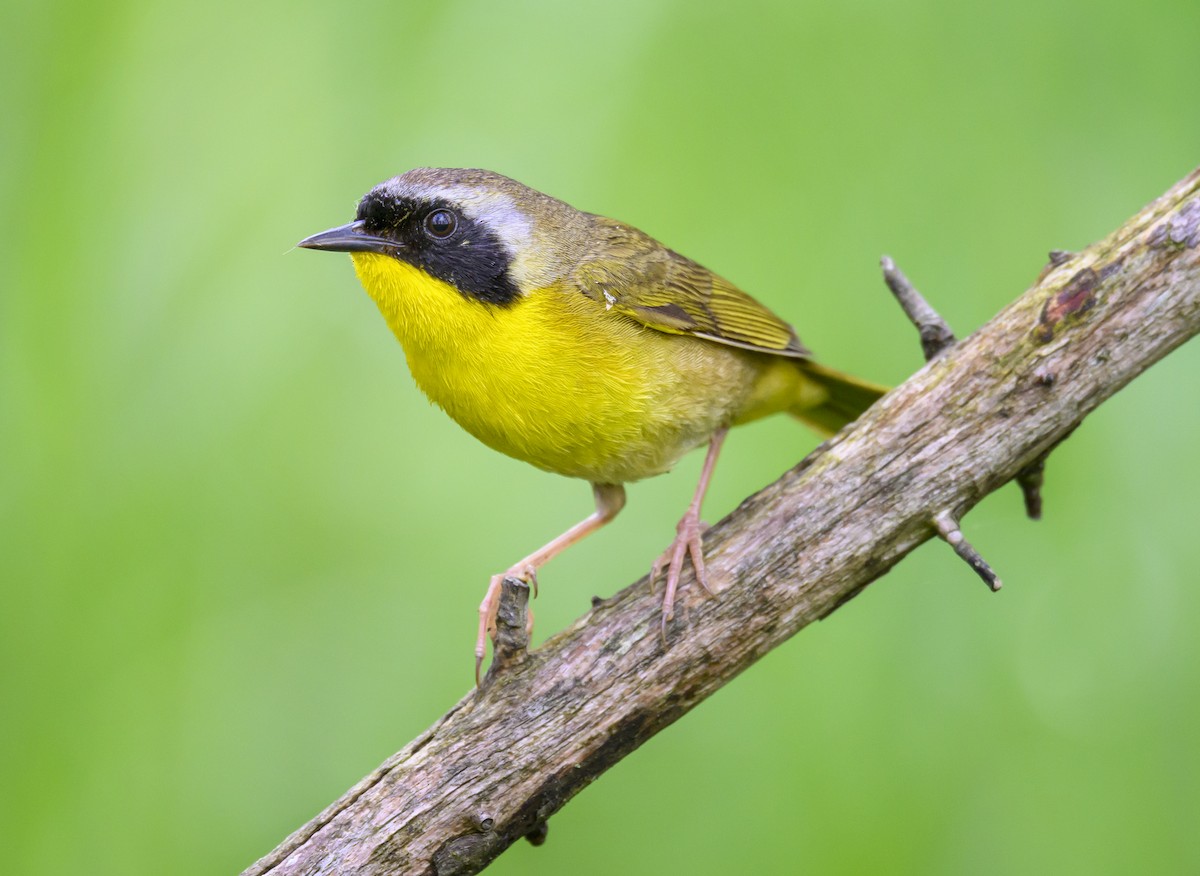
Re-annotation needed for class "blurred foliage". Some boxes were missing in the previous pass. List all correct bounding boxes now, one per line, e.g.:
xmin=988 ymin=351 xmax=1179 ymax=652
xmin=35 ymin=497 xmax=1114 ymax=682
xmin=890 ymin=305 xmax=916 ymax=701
xmin=3 ymin=1 xmax=1199 ymax=874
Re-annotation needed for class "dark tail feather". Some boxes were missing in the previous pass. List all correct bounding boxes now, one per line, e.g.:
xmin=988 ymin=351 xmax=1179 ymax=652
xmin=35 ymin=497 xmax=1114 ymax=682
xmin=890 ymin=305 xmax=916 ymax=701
xmin=789 ymin=361 xmax=888 ymax=438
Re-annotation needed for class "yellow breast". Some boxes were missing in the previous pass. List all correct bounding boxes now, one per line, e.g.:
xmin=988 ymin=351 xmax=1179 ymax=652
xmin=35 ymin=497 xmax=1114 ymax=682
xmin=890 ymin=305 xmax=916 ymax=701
xmin=349 ymin=252 xmax=804 ymax=484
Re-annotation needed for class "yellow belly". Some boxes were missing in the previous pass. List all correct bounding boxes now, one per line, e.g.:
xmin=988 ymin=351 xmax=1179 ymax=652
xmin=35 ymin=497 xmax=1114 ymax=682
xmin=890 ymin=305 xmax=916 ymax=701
xmin=350 ymin=253 xmax=810 ymax=484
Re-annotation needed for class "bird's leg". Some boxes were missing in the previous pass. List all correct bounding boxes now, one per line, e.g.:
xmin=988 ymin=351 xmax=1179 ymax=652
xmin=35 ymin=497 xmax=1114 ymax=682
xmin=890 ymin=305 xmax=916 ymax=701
xmin=476 ymin=482 xmax=626 ymax=683
xmin=651 ymin=427 xmax=727 ymax=642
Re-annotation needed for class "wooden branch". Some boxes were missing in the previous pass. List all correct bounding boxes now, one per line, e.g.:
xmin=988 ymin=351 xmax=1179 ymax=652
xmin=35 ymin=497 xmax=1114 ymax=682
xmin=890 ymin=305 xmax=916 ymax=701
xmin=243 ymin=168 xmax=1200 ymax=876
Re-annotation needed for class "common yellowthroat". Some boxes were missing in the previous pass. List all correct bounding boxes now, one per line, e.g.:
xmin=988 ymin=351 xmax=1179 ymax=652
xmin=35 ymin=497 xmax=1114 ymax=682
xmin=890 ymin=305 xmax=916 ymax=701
xmin=299 ymin=168 xmax=886 ymax=680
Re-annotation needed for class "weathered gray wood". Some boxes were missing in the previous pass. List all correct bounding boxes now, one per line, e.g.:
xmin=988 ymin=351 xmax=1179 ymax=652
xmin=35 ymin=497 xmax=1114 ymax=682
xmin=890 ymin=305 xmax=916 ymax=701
xmin=243 ymin=168 xmax=1200 ymax=876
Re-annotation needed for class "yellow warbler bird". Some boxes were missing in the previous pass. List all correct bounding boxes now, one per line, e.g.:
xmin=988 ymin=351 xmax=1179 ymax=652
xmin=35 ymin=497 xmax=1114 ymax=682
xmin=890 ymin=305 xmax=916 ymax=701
xmin=299 ymin=168 xmax=886 ymax=680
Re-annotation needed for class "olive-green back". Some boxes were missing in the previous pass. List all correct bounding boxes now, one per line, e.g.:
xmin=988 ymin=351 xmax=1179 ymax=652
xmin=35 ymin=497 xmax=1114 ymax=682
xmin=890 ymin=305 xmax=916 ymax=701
xmin=573 ymin=216 xmax=811 ymax=358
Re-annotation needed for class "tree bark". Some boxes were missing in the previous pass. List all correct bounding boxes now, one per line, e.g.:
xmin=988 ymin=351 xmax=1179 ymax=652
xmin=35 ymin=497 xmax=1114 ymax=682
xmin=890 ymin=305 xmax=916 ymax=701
xmin=243 ymin=167 xmax=1200 ymax=876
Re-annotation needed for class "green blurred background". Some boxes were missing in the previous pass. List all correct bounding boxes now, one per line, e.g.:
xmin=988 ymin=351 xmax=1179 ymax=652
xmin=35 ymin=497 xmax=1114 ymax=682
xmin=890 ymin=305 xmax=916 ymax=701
xmin=3 ymin=1 xmax=1199 ymax=873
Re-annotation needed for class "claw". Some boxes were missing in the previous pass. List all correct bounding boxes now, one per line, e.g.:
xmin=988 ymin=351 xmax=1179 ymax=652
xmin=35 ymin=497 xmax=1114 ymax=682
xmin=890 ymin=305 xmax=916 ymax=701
xmin=476 ymin=572 xmax=505 ymax=685
xmin=654 ymin=513 xmax=714 ymax=644
xmin=653 ymin=428 xmax=727 ymax=646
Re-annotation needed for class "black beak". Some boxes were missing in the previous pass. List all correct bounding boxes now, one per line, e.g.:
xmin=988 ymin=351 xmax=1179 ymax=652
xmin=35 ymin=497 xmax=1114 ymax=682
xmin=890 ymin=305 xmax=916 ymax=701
xmin=297 ymin=220 xmax=399 ymax=254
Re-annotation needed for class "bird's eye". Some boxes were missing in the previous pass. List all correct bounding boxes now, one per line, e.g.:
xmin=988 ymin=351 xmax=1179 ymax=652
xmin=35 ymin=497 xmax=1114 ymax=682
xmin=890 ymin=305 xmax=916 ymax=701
xmin=424 ymin=209 xmax=458 ymax=239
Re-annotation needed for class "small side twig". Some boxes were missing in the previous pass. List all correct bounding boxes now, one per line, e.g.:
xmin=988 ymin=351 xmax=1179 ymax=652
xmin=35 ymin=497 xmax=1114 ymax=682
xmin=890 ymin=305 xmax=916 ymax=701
xmin=932 ymin=511 xmax=1003 ymax=592
xmin=1015 ymin=458 xmax=1046 ymax=519
xmin=484 ymin=578 xmax=531 ymax=683
xmin=524 ymin=821 xmax=549 ymax=847
xmin=881 ymin=255 xmax=957 ymax=360
xmin=1014 ymin=422 xmax=1079 ymax=521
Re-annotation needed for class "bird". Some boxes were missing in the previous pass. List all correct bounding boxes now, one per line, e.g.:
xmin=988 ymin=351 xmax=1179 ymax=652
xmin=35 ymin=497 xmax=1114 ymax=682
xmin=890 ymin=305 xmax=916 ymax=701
xmin=298 ymin=168 xmax=886 ymax=681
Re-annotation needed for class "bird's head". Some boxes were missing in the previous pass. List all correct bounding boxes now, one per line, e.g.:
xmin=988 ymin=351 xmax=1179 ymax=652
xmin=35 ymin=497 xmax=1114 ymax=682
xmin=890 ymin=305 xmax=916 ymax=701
xmin=299 ymin=168 xmax=590 ymax=305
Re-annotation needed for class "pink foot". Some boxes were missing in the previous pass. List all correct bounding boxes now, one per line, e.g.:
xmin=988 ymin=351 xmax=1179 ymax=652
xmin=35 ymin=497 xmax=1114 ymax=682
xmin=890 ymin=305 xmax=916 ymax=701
xmin=650 ymin=511 xmax=713 ymax=642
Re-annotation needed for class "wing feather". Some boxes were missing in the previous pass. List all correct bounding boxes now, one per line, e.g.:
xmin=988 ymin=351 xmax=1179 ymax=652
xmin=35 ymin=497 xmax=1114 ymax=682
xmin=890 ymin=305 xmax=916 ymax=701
xmin=573 ymin=217 xmax=809 ymax=358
